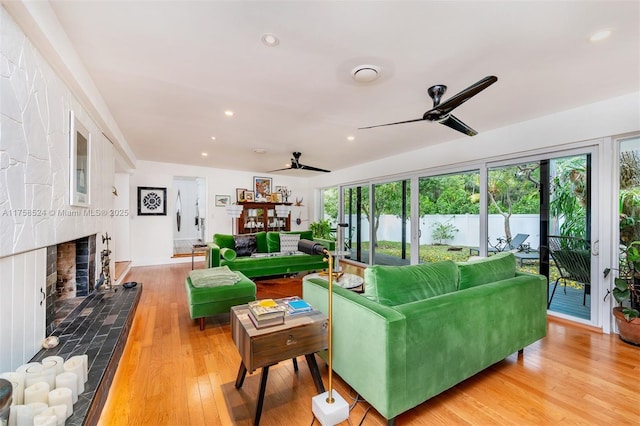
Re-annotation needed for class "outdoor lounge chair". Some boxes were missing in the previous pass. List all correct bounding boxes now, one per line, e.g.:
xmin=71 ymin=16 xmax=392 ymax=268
xmin=514 ymin=246 xmax=540 ymax=267
xmin=469 ymin=233 xmax=529 ymax=256
xmin=547 ymin=235 xmax=591 ymax=308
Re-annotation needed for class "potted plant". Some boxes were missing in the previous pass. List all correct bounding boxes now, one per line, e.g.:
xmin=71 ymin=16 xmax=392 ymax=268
xmin=611 ymin=241 xmax=640 ymax=346
xmin=309 ymin=219 xmax=335 ymax=250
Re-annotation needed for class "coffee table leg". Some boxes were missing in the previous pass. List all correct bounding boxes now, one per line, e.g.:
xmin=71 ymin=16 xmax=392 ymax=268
xmin=235 ymin=362 xmax=247 ymax=389
xmin=254 ymin=366 xmax=270 ymax=426
xmin=305 ymin=354 xmax=325 ymax=393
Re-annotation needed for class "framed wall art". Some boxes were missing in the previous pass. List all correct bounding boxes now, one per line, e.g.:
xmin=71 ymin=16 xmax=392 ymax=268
xmin=137 ymin=187 xmax=167 ymax=216
xmin=253 ymin=176 xmax=272 ymax=201
xmin=244 ymin=191 xmax=255 ymax=202
xmin=236 ymin=188 xmax=247 ymax=203
xmin=215 ymin=195 xmax=231 ymax=207
xmin=69 ymin=111 xmax=91 ymax=207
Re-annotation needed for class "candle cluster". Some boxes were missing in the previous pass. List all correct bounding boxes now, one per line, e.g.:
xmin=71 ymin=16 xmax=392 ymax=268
xmin=0 ymin=354 xmax=88 ymax=426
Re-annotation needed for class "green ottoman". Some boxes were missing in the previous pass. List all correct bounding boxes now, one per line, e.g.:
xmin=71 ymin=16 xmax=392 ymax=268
xmin=185 ymin=268 xmax=256 ymax=330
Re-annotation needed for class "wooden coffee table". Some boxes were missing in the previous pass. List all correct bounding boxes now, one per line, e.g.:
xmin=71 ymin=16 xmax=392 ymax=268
xmin=230 ymin=303 xmax=328 ymax=425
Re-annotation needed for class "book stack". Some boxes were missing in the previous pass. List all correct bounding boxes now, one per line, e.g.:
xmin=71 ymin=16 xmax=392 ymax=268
xmin=248 ymin=299 xmax=287 ymax=329
xmin=287 ymin=299 xmax=313 ymax=315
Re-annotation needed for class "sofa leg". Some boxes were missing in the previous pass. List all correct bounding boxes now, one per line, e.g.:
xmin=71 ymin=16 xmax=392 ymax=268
xmin=199 ymin=317 xmax=205 ymax=331
xmin=518 ymin=348 xmax=524 ymax=358
xmin=387 ymin=417 xmax=396 ymax=426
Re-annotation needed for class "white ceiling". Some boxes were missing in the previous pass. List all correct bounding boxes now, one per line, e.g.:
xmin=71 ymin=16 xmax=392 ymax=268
xmin=47 ymin=0 xmax=639 ymax=175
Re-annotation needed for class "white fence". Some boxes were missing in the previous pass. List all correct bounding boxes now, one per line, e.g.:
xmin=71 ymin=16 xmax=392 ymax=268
xmin=343 ymin=214 xmax=541 ymax=248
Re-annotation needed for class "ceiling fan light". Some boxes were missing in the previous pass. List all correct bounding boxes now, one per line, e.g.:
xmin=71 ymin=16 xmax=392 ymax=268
xmin=351 ymin=65 xmax=381 ymax=82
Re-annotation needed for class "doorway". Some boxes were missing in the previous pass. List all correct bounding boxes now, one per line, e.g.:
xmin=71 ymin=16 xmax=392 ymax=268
xmin=173 ymin=177 xmax=206 ymax=255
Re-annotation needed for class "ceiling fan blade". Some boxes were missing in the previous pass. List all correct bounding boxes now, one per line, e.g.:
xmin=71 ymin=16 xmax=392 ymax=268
xmin=440 ymin=115 xmax=478 ymax=136
xmin=300 ymin=164 xmax=331 ymax=173
xmin=424 ymin=76 xmax=497 ymax=120
xmin=267 ymin=166 xmax=292 ymax=172
xmin=358 ymin=117 xmax=425 ymax=130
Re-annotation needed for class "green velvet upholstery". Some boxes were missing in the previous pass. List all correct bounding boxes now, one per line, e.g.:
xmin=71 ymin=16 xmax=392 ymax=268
xmin=364 ymin=261 xmax=458 ymax=306
xmin=184 ymin=269 xmax=256 ymax=329
xmin=457 ymin=251 xmax=516 ymax=289
xmin=302 ymin=253 xmax=547 ymax=422
xmin=206 ymin=232 xmax=327 ymax=278
xmin=220 ymin=247 xmax=237 ymax=261
xmin=266 ymin=230 xmax=313 ymax=253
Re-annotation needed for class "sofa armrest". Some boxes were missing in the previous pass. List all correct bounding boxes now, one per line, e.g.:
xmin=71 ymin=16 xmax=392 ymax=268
xmin=303 ymin=277 xmax=407 ymax=420
xmin=206 ymin=242 xmax=221 ymax=268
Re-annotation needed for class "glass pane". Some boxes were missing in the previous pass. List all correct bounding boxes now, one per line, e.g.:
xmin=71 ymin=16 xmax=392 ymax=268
xmin=418 ymin=171 xmax=480 ymax=263
xmin=487 ymin=162 xmax=540 ymax=273
xmin=371 ymin=180 xmax=411 ymax=265
xmin=342 ymin=185 xmax=369 ymax=263
xmin=548 ymin=154 xmax=590 ymax=320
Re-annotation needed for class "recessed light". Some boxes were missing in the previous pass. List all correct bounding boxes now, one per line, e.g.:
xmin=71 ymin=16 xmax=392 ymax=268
xmin=253 ymin=148 xmax=266 ymax=154
xmin=347 ymin=135 xmax=355 ymax=141
xmin=210 ymin=136 xmax=216 ymax=141
xmin=201 ymin=152 xmax=208 ymax=157
xmin=590 ymin=29 xmax=612 ymax=42
xmin=351 ymin=65 xmax=382 ymax=82
xmin=224 ymin=110 xmax=234 ymax=117
xmin=261 ymin=33 xmax=280 ymax=47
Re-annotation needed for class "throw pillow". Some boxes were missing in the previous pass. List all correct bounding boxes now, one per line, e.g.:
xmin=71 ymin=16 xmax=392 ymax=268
xmin=220 ymin=247 xmax=237 ymax=261
xmin=234 ymin=234 xmax=257 ymax=257
xmin=280 ymin=233 xmax=301 ymax=254
xmin=457 ymin=251 xmax=516 ymax=290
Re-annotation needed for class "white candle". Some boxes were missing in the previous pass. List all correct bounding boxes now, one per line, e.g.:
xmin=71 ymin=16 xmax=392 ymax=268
xmin=55 ymin=371 xmax=78 ymax=403
xmin=24 ymin=381 xmax=50 ymax=404
xmin=40 ymin=405 xmax=67 ymax=426
xmin=69 ymin=354 xmax=88 ymax=383
xmin=16 ymin=362 xmax=40 ymax=373
xmin=0 ymin=372 xmax=25 ymax=405
xmin=33 ymin=414 xmax=57 ymax=426
xmin=42 ymin=356 xmax=64 ymax=375
xmin=28 ymin=402 xmax=49 ymax=416
xmin=63 ymin=357 xmax=85 ymax=394
xmin=25 ymin=363 xmax=45 ymax=387
xmin=48 ymin=387 xmax=73 ymax=419
xmin=40 ymin=359 xmax=58 ymax=389
xmin=12 ymin=405 xmax=34 ymax=426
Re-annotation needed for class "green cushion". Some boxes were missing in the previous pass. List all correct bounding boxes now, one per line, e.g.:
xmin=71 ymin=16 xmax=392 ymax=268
xmin=266 ymin=231 xmax=313 ymax=253
xmin=364 ymin=261 xmax=459 ymax=306
xmin=254 ymin=231 xmax=268 ymax=253
xmin=213 ymin=233 xmax=235 ymax=250
xmin=220 ymin=248 xmax=237 ymax=261
xmin=457 ymin=252 xmax=516 ymax=290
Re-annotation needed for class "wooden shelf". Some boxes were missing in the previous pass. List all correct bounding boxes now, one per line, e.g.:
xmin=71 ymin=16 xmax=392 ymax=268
xmin=237 ymin=202 xmax=291 ymax=234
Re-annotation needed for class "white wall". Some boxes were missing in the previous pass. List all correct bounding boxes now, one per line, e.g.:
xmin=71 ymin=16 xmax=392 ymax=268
xmin=0 ymin=5 xmax=115 ymax=371
xmin=113 ymin=173 xmax=130 ymax=261
xmin=129 ymin=160 xmax=313 ymax=266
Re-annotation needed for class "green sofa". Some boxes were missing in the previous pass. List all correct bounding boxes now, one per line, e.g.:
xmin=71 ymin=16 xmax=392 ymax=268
xmin=206 ymin=231 xmax=329 ymax=278
xmin=302 ymin=252 xmax=547 ymax=424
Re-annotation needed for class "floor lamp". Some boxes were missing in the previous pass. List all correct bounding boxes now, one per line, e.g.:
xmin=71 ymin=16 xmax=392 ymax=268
xmin=226 ymin=204 xmax=244 ymax=234
xmin=298 ymin=240 xmax=349 ymax=425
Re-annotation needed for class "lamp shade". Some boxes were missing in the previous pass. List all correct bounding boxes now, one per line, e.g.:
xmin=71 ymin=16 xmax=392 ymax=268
xmin=226 ymin=204 xmax=244 ymax=219
xmin=275 ymin=204 xmax=291 ymax=218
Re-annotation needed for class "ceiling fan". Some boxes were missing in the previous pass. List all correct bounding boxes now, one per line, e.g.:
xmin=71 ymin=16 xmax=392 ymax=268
xmin=359 ymin=75 xmax=498 ymax=136
xmin=269 ymin=152 xmax=331 ymax=173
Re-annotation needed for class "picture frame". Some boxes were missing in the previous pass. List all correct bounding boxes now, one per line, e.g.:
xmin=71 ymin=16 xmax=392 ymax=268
xmin=270 ymin=193 xmax=281 ymax=203
xmin=244 ymin=191 xmax=255 ymax=202
xmin=253 ymin=176 xmax=272 ymax=201
xmin=137 ymin=187 xmax=167 ymax=216
xmin=215 ymin=195 xmax=231 ymax=207
xmin=69 ymin=111 xmax=91 ymax=207
xmin=236 ymin=188 xmax=247 ymax=203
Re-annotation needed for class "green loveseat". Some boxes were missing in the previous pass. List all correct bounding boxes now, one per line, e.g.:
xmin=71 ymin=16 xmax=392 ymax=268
xmin=206 ymin=231 xmax=328 ymax=278
xmin=302 ymin=252 xmax=547 ymax=424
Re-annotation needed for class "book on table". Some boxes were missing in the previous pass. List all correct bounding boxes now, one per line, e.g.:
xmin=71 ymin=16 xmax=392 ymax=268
xmin=248 ymin=299 xmax=287 ymax=320
xmin=248 ymin=310 xmax=285 ymax=329
xmin=287 ymin=299 xmax=313 ymax=315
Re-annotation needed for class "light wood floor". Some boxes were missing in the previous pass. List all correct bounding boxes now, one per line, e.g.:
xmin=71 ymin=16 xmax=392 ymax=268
xmin=97 ymin=262 xmax=640 ymax=425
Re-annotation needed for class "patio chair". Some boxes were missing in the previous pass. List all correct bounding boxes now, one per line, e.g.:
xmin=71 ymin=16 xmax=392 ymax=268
xmin=514 ymin=245 xmax=540 ymax=267
xmin=469 ymin=233 xmax=529 ymax=256
xmin=547 ymin=235 xmax=591 ymax=308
